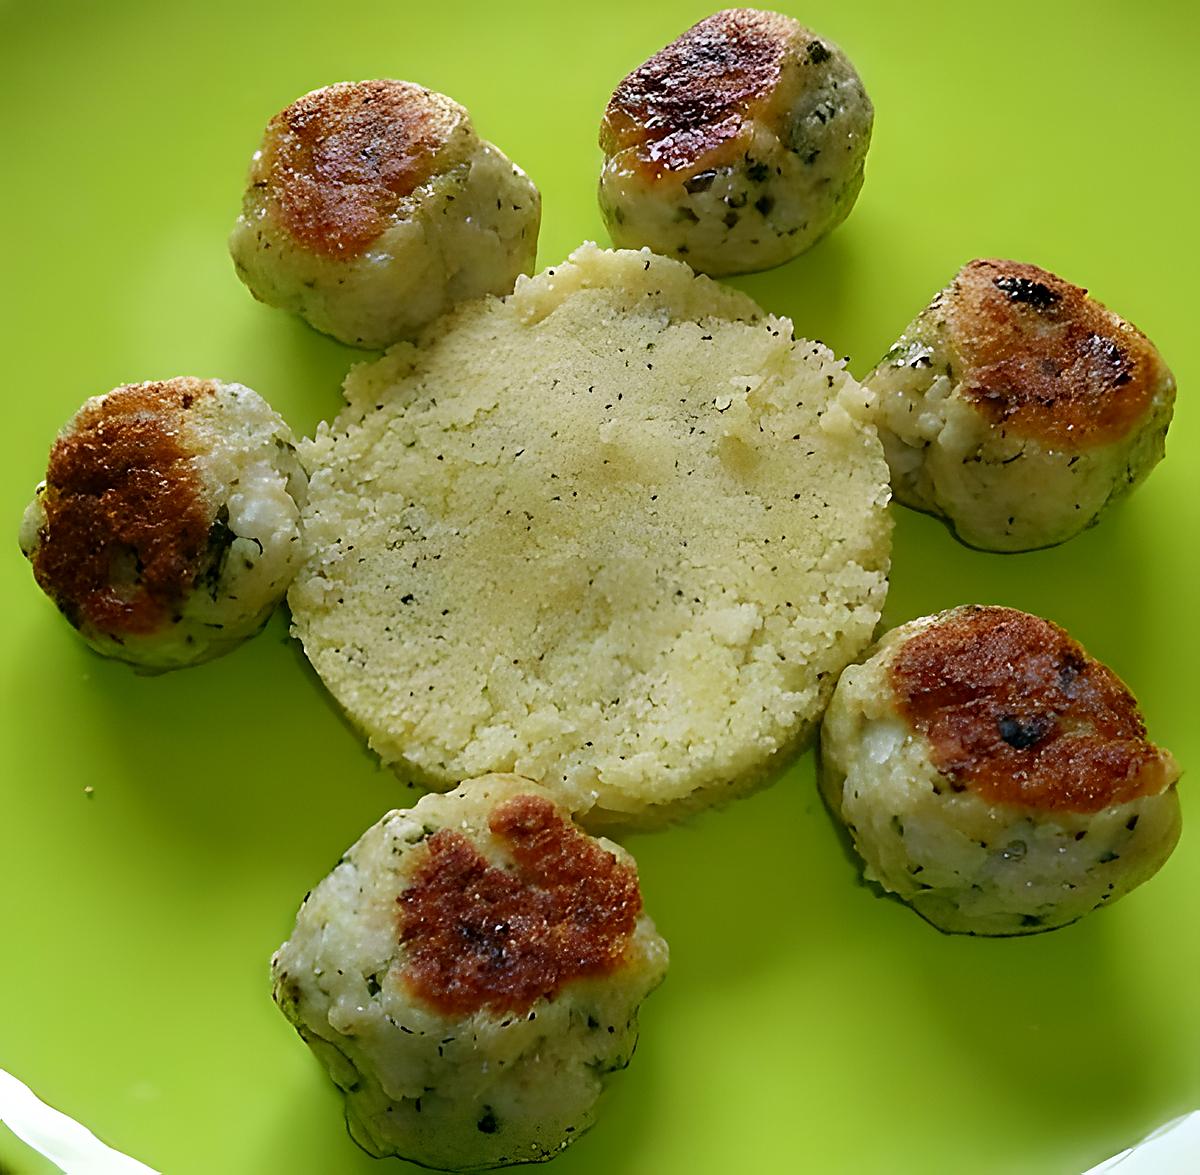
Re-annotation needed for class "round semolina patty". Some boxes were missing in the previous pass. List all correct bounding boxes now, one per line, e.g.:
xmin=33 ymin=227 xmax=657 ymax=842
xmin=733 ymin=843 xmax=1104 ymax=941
xmin=290 ymin=243 xmax=891 ymax=826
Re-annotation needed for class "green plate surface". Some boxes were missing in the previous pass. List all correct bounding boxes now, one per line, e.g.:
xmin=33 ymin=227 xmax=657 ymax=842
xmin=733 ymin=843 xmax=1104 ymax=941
xmin=2 ymin=2 xmax=1197 ymax=1172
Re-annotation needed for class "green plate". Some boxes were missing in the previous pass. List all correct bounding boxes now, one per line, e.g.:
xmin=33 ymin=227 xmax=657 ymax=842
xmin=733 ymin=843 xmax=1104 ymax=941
xmin=2 ymin=2 xmax=1197 ymax=1172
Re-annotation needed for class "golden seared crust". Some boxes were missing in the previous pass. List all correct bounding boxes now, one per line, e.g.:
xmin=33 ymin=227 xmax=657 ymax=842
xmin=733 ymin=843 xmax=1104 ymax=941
xmin=947 ymin=259 xmax=1172 ymax=448
xmin=600 ymin=8 xmax=806 ymax=179
xmin=33 ymin=379 xmax=217 ymax=637
xmin=889 ymin=606 xmax=1178 ymax=813
xmin=252 ymin=80 xmax=464 ymax=259
xmin=397 ymin=795 xmax=642 ymax=1018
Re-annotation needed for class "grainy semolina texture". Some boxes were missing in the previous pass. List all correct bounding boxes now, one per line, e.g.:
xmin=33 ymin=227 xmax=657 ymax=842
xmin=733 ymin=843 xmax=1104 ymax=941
xmin=291 ymin=244 xmax=891 ymax=826
xmin=272 ymin=774 xmax=667 ymax=1170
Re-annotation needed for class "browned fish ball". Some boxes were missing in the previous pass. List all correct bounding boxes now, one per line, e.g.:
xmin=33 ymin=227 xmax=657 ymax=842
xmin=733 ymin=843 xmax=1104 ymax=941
xmin=271 ymin=775 xmax=668 ymax=1169
xmin=230 ymin=80 xmax=541 ymax=349
xmin=863 ymin=259 xmax=1176 ymax=551
xmin=599 ymin=9 xmax=873 ymax=275
xmin=821 ymin=606 xmax=1181 ymax=935
xmin=19 ymin=378 xmax=306 ymax=670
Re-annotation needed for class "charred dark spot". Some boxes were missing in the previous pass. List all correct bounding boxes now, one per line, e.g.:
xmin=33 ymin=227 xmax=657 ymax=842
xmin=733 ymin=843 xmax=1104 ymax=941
xmin=746 ymin=160 xmax=770 ymax=182
xmin=997 ymin=713 xmax=1053 ymax=750
xmin=806 ymin=40 xmax=832 ymax=64
xmin=1084 ymin=332 xmax=1134 ymax=387
xmin=994 ymin=274 xmax=1060 ymax=310
xmin=477 ymin=1108 xmax=499 ymax=1134
xmin=754 ymin=194 xmax=775 ymax=216
xmin=1058 ymin=651 xmax=1085 ymax=693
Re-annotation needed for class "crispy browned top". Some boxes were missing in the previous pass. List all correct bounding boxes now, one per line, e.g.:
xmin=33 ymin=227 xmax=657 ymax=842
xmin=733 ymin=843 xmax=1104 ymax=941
xmin=397 ymin=794 xmax=642 ymax=1017
xmin=32 ymin=380 xmax=216 ymax=637
xmin=889 ymin=606 xmax=1178 ymax=813
xmin=600 ymin=8 xmax=805 ymax=178
xmin=252 ymin=80 xmax=462 ymax=259
xmin=946 ymin=259 xmax=1171 ymax=448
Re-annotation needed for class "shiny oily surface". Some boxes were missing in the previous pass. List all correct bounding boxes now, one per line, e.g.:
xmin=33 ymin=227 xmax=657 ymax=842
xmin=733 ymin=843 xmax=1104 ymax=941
xmin=253 ymin=80 xmax=466 ymax=259
xmin=1 ymin=2 xmax=1197 ymax=1174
